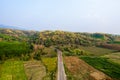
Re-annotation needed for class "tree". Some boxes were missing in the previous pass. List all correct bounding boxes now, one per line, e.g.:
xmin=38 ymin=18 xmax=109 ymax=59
xmin=44 ymin=38 xmax=52 ymax=47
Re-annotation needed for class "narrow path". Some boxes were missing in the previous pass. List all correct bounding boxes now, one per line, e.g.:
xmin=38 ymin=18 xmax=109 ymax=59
xmin=57 ymin=50 xmax=66 ymax=80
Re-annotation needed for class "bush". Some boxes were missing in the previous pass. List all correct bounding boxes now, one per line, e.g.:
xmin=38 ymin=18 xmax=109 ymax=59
xmin=41 ymin=47 xmax=57 ymax=57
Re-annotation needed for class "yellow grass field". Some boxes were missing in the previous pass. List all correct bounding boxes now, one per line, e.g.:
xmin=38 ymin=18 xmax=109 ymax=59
xmin=0 ymin=61 xmax=27 ymax=80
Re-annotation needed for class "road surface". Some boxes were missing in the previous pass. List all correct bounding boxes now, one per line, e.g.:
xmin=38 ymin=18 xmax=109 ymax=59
xmin=57 ymin=50 xmax=66 ymax=80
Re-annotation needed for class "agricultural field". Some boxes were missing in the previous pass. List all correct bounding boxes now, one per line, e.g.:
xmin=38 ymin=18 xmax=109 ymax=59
xmin=78 ymin=46 xmax=116 ymax=56
xmin=80 ymin=56 xmax=120 ymax=80
xmin=0 ymin=60 xmax=57 ymax=80
xmin=102 ymin=52 xmax=120 ymax=65
xmin=24 ymin=61 xmax=46 ymax=80
xmin=61 ymin=45 xmax=120 ymax=80
xmin=64 ymin=56 xmax=111 ymax=80
xmin=41 ymin=57 xmax=57 ymax=80
xmin=0 ymin=61 xmax=27 ymax=80
xmin=61 ymin=45 xmax=116 ymax=56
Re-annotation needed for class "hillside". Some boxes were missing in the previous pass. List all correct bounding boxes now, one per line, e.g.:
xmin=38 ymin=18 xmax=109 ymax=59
xmin=0 ymin=29 xmax=120 ymax=45
xmin=35 ymin=30 xmax=120 ymax=48
xmin=0 ymin=28 xmax=120 ymax=80
xmin=0 ymin=28 xmax=37 ymax=42
xmin=0 ymin=28 xmax=120 ymax=59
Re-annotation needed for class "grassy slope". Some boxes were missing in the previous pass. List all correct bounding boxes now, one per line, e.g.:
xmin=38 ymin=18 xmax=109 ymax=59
xmin=0 ymin=61 xmax=27 ymax=80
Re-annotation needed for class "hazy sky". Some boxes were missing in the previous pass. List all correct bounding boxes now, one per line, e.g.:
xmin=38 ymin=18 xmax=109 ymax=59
xmin=0 ymin=0 xmax=120 ymax=34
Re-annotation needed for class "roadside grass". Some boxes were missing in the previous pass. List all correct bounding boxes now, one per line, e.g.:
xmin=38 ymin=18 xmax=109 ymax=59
xmin=64 ymin=63 xmax=76 ymax=80
xmin=0 ymin=61 xmax=27 ymax=80
xmin=41 ymin=57 xmax=57 ymax=80
xmin=80 ymin=56 xmax=120 ymax=80
xmin=102 ymin=52 xmax=120 ymax=65
xmin=79 ymin=46 xmax=116 ymax=56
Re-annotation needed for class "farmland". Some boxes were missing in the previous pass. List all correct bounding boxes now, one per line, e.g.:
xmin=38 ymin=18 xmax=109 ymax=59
xmin=62 ymin=45 xmax=120 ymax=80
xmin=80 ymin=56 xmax=120 ymax=80
xmin=64 ymin=56 xmax=111 ymax=80
xmin=102 ymin=52 xmax=120 ymax=65
xmin=0 ymin=61 xmax=27 ymax=80
xmin=24 ymin=61 xmax=46 ymax=80
xmin=0 ymin=59 xmax=56 ymax=80
xmin=78 ymin=46 xmax=116 ymax=56
xmin=41 ymin=57 xmax=57 ymax=80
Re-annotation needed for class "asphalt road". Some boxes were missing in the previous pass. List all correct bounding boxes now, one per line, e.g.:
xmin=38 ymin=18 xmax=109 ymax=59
xmin=57 ymin=50 xmax=66 ymax=80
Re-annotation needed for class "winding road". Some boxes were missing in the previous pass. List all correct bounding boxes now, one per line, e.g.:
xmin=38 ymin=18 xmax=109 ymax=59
xmin=57 ymin=50 xmax=66 ymax=80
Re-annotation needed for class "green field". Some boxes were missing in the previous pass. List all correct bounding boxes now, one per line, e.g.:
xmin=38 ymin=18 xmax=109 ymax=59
xmin=79 ymin=46 xmax=116 ymax=56
xmin=102 ymin=52 xmax=120 ymax=65
xmin=41 ymin=57 xmax=57 ymax=72
xmin=80 ymin=56 xmax=120 ymax=80
xmin=0 ymin=61 xmax=27 ymax=80
xmin=41 ymin=57 xmax=57 ymax=79
xmin=61 ymin=45 xmax=116 ymax=56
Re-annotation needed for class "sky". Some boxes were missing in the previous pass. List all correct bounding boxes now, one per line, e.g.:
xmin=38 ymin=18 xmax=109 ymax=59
xmin=0 ymin=0 xmax=120 ymax=34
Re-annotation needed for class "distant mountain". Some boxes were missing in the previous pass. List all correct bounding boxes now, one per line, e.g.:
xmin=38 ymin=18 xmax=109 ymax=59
xmin=0 ymin=24 xmax=26 ymax=30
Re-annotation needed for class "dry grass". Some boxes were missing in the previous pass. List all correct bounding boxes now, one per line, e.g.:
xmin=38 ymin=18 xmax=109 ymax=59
xmin=24 ymin=60 xmax=46 ymax=80
xmin=64 ymin=56 xmax=112 ymax=80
